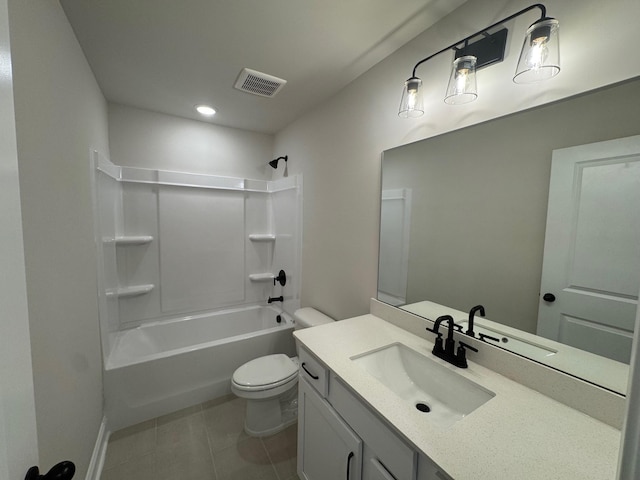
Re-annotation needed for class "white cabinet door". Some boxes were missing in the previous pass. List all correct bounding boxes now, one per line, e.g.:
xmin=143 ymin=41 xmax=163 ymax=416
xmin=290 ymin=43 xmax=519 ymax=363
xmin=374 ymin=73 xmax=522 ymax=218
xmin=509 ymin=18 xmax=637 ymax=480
xmin=368 ymin=457 xmax=397 ymax=480
xmin=537 ymin=135 xmax=640 ymax=362
xmin=298 ymin=378 xmax=362 ymax=480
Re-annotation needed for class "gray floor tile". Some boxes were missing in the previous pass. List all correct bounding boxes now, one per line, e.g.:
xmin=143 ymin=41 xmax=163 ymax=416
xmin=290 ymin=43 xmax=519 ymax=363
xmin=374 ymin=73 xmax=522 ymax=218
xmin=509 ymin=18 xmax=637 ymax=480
xmin=156 ymin=438 xmax=217 ymax=480
xmin=101 ymin=452 xmax=158 ymax=480
xmin=213 ymin=436 xmax=278 ymax=480
xmin=262 ymin=424 xmax=297 ymax=480
xmin=203 ymin=395 xmax=249 ymax=452
xmin=102 ymin=396 xmax=299 ymax=480
xmin=157 ymin=410 xmax=209 ymax=452
xmin=104 ymin=419 xmax=156 ymax=470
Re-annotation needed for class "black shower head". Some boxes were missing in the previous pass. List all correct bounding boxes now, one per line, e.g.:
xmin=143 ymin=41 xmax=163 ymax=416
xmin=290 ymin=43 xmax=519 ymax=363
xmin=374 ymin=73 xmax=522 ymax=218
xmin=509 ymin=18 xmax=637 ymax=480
xmin=269 ymin=155 xmax=288 ymax=169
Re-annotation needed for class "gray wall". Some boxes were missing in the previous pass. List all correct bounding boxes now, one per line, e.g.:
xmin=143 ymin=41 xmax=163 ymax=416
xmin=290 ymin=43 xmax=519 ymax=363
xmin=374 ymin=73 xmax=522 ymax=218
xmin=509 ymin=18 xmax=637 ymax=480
xmin=383 ymin=79 xmax=640 ymax=333
xmin=274 ymin=0 xmax=640 ymax=321
xmin=9 ymin=0 xmax=109 ymax=475
xmin=0 ymin=0 xmax=38 ymax=476
xmin=108 ymin=103 xmax=274 ymax=178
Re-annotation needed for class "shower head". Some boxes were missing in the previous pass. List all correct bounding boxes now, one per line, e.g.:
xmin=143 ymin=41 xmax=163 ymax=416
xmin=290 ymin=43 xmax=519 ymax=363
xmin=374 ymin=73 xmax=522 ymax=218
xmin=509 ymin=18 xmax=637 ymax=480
xmin=269 ymin=155 xmax=288 ymax=169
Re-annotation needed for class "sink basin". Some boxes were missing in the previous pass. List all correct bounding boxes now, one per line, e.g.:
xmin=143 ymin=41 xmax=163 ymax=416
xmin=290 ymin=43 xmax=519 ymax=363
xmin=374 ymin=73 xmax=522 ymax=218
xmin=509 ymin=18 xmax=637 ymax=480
xmin=351 ymin=343 xmax=495 ymax=428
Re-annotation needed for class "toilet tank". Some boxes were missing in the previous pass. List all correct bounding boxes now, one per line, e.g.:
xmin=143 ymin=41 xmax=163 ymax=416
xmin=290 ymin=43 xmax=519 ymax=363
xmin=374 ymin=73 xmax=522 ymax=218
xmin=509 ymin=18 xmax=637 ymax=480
xmin=293 ymin=307 xmax=334 ymax=330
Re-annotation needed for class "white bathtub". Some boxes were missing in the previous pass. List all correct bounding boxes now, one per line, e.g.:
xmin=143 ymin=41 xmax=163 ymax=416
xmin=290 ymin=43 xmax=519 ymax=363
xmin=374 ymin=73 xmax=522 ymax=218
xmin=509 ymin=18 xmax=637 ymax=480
xmin=104 ymin=305 xmax=296 ymax=430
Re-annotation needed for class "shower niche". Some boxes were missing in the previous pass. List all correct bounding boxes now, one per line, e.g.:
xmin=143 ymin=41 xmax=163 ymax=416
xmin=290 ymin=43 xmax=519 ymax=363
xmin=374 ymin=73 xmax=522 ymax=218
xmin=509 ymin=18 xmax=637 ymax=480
xmin=91 ymin=151 xmax=302 ymax=358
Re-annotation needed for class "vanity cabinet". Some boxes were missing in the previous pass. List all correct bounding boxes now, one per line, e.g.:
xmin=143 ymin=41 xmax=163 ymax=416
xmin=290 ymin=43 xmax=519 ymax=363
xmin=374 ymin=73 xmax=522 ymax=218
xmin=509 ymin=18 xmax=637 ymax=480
xmin=297 ymin=345 xmax=452 ymax=480
xmin=298 ymin=377 xmax=362 ymax=480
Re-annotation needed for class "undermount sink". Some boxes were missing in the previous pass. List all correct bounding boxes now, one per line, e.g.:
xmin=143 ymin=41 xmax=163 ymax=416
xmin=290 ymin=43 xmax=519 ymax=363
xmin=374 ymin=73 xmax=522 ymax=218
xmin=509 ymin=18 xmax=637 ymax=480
xmin=351 ymin=343 xmax=495 ymax=428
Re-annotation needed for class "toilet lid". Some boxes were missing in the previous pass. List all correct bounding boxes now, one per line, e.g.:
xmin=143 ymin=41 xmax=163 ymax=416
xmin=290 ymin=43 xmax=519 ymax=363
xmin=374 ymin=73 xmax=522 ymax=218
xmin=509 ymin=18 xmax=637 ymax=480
xmin=233 ymin=354 xmax=297 ymax=387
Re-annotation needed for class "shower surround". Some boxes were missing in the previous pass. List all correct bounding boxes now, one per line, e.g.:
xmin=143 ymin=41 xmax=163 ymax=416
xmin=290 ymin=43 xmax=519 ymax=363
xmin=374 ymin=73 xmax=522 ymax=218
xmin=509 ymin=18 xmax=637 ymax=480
xmin=92 ymin=151 xmax=302 ymax=429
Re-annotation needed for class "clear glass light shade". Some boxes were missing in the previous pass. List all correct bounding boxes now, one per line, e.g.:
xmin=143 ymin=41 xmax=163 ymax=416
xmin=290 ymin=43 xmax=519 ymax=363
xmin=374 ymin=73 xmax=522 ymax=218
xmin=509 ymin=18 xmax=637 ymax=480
xmin=398 ymin=77 xmax=424 ymax=118
xmin=444 ymin=55 xmax=478 ymax=105
xmin=513 ymin=18 xmax=560 ymax=84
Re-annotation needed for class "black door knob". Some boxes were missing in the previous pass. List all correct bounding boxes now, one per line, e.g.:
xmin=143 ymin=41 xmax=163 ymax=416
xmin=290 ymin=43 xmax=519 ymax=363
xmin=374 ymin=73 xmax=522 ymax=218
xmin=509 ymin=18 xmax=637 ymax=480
xmin=543 ymin=293 xmax=556 ymax=302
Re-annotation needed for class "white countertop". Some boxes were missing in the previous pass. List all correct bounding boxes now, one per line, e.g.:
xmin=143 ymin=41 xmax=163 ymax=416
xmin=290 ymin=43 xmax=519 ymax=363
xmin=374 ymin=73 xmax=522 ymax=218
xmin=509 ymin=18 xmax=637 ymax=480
xmin=294 ymin=314 xmax=621 ymax=480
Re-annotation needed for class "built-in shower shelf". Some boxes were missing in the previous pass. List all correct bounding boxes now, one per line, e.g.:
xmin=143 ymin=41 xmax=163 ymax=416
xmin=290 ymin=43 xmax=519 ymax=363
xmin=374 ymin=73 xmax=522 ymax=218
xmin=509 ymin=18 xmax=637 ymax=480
xmin=115 ymin=236 xmax=154 ymax=245
xmin=248 ymin=234 xmax=276 ymax=242
xmin=103 ymin=236 xmax=154 ymax=245
xmin=106 ymin=284 xmax=155 ymax=298
xmin=249 ymin=273 xmax=275 ymax=282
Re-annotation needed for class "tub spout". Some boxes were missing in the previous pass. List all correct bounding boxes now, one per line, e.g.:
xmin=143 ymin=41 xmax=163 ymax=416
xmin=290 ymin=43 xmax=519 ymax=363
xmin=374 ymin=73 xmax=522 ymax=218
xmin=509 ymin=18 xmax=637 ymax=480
xmin=268 ymin=296 xmax=283 ymax=304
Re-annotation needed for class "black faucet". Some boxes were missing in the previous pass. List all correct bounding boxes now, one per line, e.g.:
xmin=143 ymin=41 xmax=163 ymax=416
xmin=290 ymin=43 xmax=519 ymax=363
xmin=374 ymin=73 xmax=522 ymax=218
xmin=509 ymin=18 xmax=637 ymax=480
xmin=267 ymin=296 xmax=283 ymax=303
xmin=426 ymin=315 xmax=477 ymax=368
xmin=466 ymin=304 xmax=485 ymax=337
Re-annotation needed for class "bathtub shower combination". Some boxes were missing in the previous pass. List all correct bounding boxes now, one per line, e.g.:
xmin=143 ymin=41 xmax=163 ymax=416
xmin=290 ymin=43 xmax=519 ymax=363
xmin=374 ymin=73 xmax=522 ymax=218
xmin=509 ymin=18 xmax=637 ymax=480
xmin=92 ymin=152 xmax=302 ymax=430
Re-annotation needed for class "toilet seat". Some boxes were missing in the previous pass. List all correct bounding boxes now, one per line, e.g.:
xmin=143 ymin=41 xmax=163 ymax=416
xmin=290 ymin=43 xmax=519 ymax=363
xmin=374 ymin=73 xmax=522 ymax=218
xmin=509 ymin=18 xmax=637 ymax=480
xmin=232 ymin=354 xmax=298 ymax=392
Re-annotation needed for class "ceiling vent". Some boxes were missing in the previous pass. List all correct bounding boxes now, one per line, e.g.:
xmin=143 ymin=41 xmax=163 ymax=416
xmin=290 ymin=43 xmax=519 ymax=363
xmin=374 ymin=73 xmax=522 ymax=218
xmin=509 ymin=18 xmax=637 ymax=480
xmin=234 ymin=68 xmax=287 ymax=98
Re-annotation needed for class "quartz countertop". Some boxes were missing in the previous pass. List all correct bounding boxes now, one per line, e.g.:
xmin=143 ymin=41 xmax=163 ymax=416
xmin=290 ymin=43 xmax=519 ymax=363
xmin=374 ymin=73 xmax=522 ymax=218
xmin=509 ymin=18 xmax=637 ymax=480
xmin=294 ymin=314 xmax=621 ymax=480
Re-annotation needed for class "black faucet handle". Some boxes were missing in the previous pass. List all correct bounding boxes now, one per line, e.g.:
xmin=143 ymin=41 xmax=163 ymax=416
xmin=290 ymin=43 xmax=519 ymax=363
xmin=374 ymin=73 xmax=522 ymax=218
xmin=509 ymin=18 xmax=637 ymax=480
xmin=426 ymin=325 xmax=444 ymax=355
xmin=452 ymin=323 xmax=464 ymax=333
xmin=454 ymin=341 xmax=478 ymax=368
xmin=425 ymin=325 xmax=441 ymax=336
xmin=458 ymin=341 xmax=478 ymax=353
xmin=478 ymin=333 xmax=500 ymax=344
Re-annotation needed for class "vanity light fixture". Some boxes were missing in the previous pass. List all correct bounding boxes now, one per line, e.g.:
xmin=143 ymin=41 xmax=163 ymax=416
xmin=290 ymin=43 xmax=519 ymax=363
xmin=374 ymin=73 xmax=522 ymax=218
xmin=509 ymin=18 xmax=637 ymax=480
xmin=398 ymin=3 xmax=560 ymax=118
xmin=195 ymin=104 xmax=216 ymax=116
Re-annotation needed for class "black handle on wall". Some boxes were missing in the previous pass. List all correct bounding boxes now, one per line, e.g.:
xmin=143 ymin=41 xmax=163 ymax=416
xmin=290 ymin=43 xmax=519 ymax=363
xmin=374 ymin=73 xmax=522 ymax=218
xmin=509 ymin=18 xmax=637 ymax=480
xmin=273 ymin=269 xmax=287 ymax=287
xmin=25 ymin=461 xmax=75 ymax=480
xmin=542 ymin=293 xmax=556 ymax=302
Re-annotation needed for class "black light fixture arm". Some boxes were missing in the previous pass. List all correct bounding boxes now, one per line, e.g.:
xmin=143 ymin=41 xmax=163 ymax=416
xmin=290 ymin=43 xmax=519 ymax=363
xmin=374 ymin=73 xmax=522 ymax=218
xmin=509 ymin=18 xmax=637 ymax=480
xmin=410 ymin=3 xmax=548 ymax=78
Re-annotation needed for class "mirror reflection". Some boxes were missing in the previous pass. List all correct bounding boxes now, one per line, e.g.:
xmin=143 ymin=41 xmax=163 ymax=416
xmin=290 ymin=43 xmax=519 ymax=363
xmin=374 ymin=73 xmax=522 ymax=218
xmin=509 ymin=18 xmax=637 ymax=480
xmin=379 ymin=78 xmax=640 ymax=394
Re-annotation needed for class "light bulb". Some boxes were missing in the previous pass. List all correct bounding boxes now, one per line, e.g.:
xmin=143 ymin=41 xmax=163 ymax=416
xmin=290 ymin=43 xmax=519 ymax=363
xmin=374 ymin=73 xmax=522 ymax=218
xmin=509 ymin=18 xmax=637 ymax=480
xmin=526 ymin=36 xmax=549 ymax=70
xmin=406 ymin=87 xmax=418 ymax=110
xmin=513 ymin=18 xmax=560 ymax=84
xmin=454 ymin=68 xmax=471 ymax=95
xmin=398 ymin=77 xmax=424 ymax=118
xmin=195 ymin=105 xmax=216 ymax=116
xmin=444 ymin=56 xmax=477 ymax=105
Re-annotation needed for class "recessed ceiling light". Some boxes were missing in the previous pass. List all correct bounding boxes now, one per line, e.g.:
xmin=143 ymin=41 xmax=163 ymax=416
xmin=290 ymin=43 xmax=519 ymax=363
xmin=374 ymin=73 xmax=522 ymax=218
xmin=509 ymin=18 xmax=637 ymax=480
xmin=195 ymin=105 xmax=216 ymax=116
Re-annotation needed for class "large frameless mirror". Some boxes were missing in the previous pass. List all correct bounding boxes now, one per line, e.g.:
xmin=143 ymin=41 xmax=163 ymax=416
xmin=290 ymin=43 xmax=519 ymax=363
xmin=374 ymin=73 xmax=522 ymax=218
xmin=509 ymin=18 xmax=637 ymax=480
xmin=379 ymin=78 xmax=640 ymax=395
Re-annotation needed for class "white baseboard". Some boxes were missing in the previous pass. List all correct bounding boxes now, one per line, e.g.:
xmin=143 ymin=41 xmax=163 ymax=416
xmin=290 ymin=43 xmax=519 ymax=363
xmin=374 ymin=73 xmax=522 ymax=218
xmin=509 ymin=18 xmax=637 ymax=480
xmin=85 ymin=416 xmax=109 ymax=480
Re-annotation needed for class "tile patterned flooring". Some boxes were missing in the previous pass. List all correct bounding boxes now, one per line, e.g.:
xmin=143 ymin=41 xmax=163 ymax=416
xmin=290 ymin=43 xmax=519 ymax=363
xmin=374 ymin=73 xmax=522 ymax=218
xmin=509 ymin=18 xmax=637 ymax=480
xmin=102 ymin=395 xmax=300 ymax=480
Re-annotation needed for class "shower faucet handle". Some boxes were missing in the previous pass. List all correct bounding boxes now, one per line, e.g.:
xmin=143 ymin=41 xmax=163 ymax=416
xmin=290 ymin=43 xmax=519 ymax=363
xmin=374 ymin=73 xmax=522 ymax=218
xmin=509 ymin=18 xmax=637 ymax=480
xmin=273 ymin=270 xmax=287 ymax=287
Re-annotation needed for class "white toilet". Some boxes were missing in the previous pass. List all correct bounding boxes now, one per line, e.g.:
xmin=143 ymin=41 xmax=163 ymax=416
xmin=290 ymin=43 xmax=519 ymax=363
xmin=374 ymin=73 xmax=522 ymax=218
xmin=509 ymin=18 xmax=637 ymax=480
xmin=231 ymin=307 xmax=334 ymax=437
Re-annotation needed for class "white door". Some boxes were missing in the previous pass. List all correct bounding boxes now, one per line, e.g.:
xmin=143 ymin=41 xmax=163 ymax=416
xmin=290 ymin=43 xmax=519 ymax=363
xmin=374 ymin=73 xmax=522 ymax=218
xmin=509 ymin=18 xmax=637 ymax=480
xmin=537 ymin=135 xmax=640 ymax=363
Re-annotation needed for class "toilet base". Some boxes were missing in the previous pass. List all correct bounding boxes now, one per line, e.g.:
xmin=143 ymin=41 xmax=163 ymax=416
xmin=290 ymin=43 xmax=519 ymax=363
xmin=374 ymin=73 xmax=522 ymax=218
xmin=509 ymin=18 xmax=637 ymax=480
xmin=243 ymin=386 xmax=298 ymax=437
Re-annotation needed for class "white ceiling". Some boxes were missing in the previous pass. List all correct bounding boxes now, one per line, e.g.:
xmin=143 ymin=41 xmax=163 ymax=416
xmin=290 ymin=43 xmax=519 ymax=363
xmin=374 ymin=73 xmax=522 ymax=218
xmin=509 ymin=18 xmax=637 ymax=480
xmin=60 ymin=0 xmax=467 ymax=134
